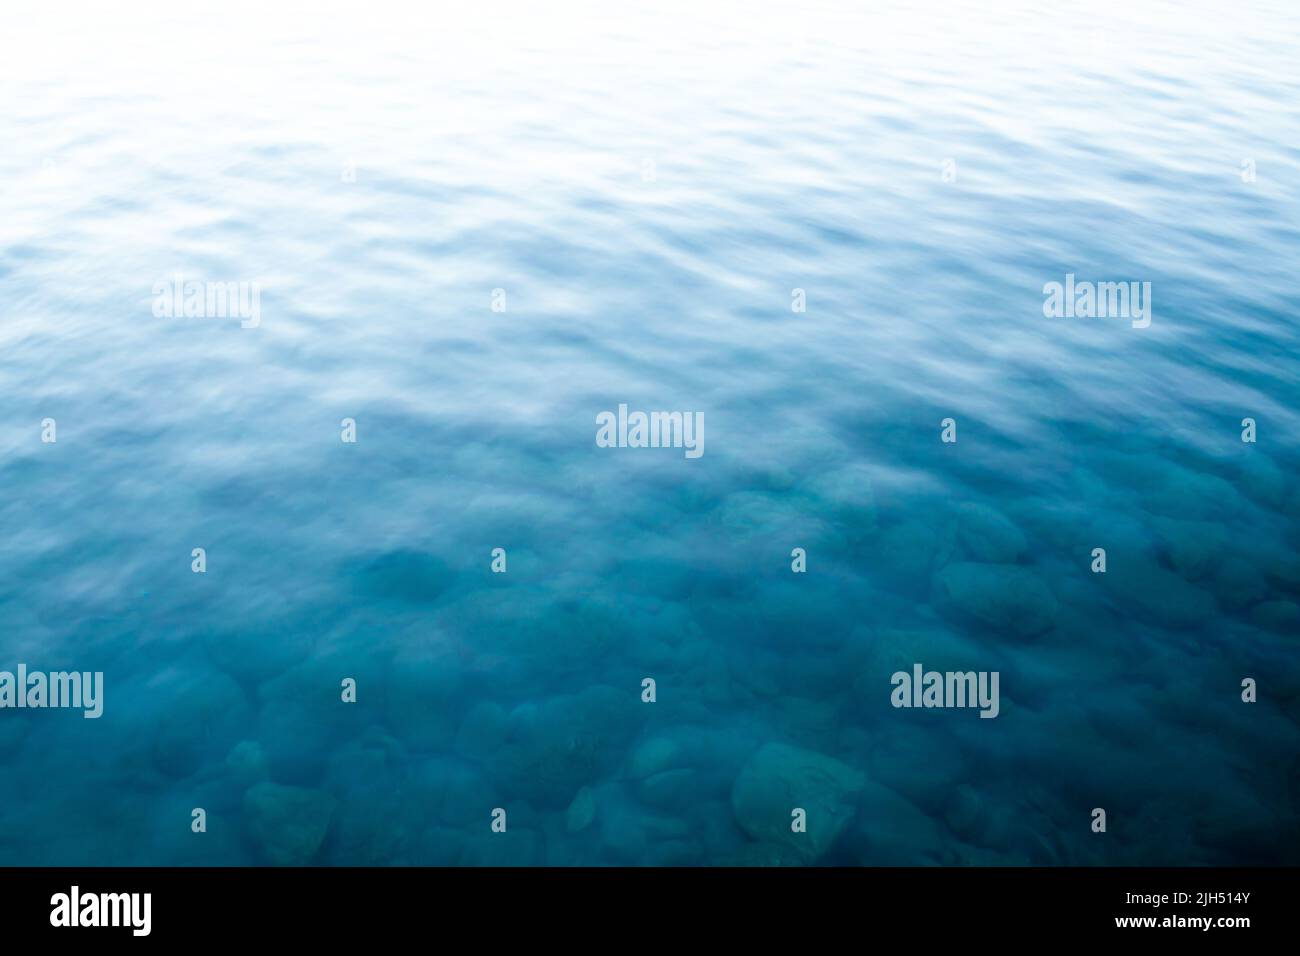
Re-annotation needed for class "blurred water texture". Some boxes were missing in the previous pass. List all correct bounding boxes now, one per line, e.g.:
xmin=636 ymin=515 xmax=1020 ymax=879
xmin=0 ymin=1 xmax=1298 ymax=864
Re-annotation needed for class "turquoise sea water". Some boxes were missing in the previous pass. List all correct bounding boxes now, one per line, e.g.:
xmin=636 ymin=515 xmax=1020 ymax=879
xmin=1 ymin=1 xmax=1298 ymax=865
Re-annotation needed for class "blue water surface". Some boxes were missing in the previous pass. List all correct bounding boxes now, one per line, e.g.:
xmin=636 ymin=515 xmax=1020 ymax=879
xmin=1 ymin=1 xmax=1298 ymax=865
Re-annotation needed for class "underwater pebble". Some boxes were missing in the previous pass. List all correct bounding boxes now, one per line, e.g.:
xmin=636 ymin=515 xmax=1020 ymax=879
xmin=932 ymin=562 xmax=1058 ymax=638
xmin=243 ymin=782 xmax=335 ymax=866
xmin=954 ymin=502 xmax=1028 ymax=564
xmin=1151 ymin=517 xmax=1228 ymax=581
xmin=1139 ymin=465 xmax=1244 ymax=522
xmin=499 ymin=684 xmax=644 ymax=808
xmin=224 ymin=739 xmax=269 ymax=786
xmin=638 ymin=768 xmax=698 ymax=811
xmin=455 ymin=701 xmax=510 ymax=760
xmin=875 ymin=519 xmax=955 ymax=594
xmin=352 ymin=549 xmax=455 ymax=605
xmin=1212 ymin=556 xmax=1269 ymax=611
xmin=1239 ymin=455 xmax=1288 ymax=510
xmin=626 ymin=738 xmax=686 ymax=780
xmin=730 ymin=742 xmax=865 ymax=862
xmin=1251 ymin=601 xmax=1299 ymax=634
xmin=801 ymin=463 xmax=878 ymax=531
xmin=565 ymin=786 xmax=596 ymax=832
xmin=1106 ymin=560 xmax=1218 ymax=628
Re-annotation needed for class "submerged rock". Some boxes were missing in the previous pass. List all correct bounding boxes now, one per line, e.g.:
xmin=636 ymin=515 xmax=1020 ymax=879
xmin=1106 ymin=560 xmax=1218 ymax=628
xmin=201 ymin=615 xmax=321 ymax=687
xmin=256 ymin=656 xmax=367 ymax=784
xmin=1151 ymin=518 xmax=1229 ymax=581
xmin=599 ymin=804 xmax=691 ymax=862
xmin=1191 ymin=787 xmax=1288 ymax=862
xmin=455 ymin=701 xmax=510 ymax=760
xmin=954 ymin=502 xmax=1028 ymax=564
xmin=243 ymin=782 xmax=335 ymax=865
xmin=730 ymin=743 xmax=865 ymax=862
xmin=638 ymin=769 xmax=698 ymax=811
xmin=867 ymin=725 xmax=971 ymax=813
xmin=323 ymin=734 xmax=411 ymax=865
xmin=384 ymin=640 xmax=464 ymax=752
xmin=411 ymin=757 xmax=499 ymax=827
xmin=351 ymin=549 xmax=454 ymax=605
xmin=1139 ymin=464 xmax=1245 ymax=522
xmin=564 ymin=786 xmax=597 ymax=832
xmin=932 ymin=562 xmax=1058 ymax=638
xmin=1256 ymin=539 xmax=1300 ymax=590
xmin=875 ymin=519 xmax=956 ymax=595
xmin=801 ymin=463 xmax=878 ymax=532
xmin=225 ymin=740 xmax=269 ymax=786
xmin=629 ymin=735 xmax=684 ymax=780
xmin=849 ymin=779 xmax=947 ymax=865
xmin=1239 ymin=455 xmax=1288 ymax=510
xmin=713 ymin=490 xmax=841 ymax=555
xmin=150 ymin=670 xmax=252 ymax=779
xmin=1211 ymin=556 xmax=1268 ymax=611
xmin=860 ymin=627 xmax=981 ymax=682
xmin=750 ymin=578 xmax=852 ymax=649
xmin=498 ymin=684 xmax=644 ymax=808
xmin=1251 ymin=601 xmax=1299 ymax=633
